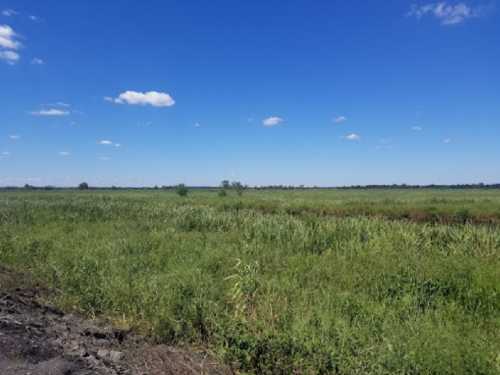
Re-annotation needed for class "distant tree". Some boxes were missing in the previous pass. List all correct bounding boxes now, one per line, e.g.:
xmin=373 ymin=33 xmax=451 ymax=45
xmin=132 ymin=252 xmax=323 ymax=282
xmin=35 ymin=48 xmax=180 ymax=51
xmin=24 ymin=184 xmax=33 ymax=189
xmin=221 ymin=180 xmax=231 ymax=189
xmin=175 ymin=183 xmax=189 ymax=197
xmin=231 ymin=181 xmax=245 ymax=196
xmin=78 ymin=182 xmax=89 ymax=190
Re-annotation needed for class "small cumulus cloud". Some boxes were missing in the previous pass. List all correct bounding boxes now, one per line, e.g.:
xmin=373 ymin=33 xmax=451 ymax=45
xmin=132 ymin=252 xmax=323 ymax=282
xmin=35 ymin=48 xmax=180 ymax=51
xmin=408 ymin=2 xmax=481 ymax=25
xmin=194 ymin=122 xmax=201 ymax=128
xmin=114 ymin=143 xmax=121 ymax=148
xmin=344 ymin=133 xmax=361 ymax=141
xmin=262 ymin=116 xmax=284 ymax=127
xmin=411 ymin=126 xmax=423 ymax=131
xmin=107 ymin=90 xmax=175 ymax=107
xmin=333 ymin=116 xmax=347 ymax=124
xmin=31 ymin=57 xmax=44 ymax=65
xmin=31 ymin=108 xmax=70 ymax=116
xmin=98 ymin=140 xmax=113 ymax=145
xmin=0 ymin=25 xmax=21 ymax=64
xmin=58 ymin=151 xmax=70 ymax=156
xmin=9 ymin=135 xmax=20 ymax=140
xmin=29 ymin=15 xmax=39 ymax=21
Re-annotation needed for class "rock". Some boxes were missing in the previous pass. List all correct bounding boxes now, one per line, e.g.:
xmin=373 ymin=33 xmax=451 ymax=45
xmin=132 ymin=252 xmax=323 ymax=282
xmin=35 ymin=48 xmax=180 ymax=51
xmin=97 ymin=349 xmax=110 ymax=359
xmin=109 ymin=350 xmax=124 ymax=363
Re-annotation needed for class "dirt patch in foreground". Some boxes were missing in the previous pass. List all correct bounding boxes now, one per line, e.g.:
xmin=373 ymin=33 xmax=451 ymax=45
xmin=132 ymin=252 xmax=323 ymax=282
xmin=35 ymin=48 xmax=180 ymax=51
xmin=0 ymin=266 xmax=231 ymax=375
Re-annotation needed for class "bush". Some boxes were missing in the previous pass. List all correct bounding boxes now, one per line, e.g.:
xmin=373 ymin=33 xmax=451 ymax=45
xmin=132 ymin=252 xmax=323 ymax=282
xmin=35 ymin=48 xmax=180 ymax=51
xmin=176 ymin=184 xmax=189 ymax=197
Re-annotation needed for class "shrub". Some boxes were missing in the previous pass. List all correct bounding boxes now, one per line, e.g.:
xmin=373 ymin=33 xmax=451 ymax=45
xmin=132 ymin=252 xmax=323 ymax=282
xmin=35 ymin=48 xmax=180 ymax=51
xmin=175 ymin=184 xmax=189 ymax=197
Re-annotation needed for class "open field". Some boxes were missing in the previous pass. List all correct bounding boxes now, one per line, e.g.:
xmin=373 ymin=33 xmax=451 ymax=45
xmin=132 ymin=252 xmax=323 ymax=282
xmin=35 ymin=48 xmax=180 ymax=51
xmin=1 ymin=189 xmax=499 ymax=374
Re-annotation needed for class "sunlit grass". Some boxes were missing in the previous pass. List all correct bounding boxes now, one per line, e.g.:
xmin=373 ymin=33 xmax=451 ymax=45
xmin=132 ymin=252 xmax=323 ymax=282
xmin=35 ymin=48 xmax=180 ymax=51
xmin=1 ymin=189 xmax=499 ymax=374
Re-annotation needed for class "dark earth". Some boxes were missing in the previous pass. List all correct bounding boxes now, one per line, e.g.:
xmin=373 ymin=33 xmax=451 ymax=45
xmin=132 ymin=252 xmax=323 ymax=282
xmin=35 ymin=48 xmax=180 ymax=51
xmin=0 ymin=266 xmax=231 ymax=375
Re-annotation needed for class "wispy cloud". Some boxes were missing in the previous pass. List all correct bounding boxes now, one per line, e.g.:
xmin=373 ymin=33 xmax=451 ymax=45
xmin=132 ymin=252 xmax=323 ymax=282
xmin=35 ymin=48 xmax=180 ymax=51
xmin=114 ymin=143 xmax=121 ymax=148
xmin=411 ymin=126 xmax=423 ymax=131
xmin=106 ymin=90 xmax=175 ymax=107
xmin=31 ymin=57 xmax=44 ymax=65
xmin=344 ymin=133 xmax=361 ymax=141
xmin=2 ymin=9 xmax=18 ymax=17
xmin=58 ymin=151 xmax=70 ymax=157
xmin=98 ymin=140 xmax=113 ymax=145
xmin=50 ymin=102 xmax=70 ymax=108
xmin=408 ymin=2 xmax=481 ymax=25
xmin=262 ymin=116 xmax=284 ymax=127
xmin=8 ymin=135 xmax=20 ymax=140
xmin=376 ymin=138 xmax=393 ymax=150
xmin=31 ymin=108 xmax=70 ymax=116
xmin=443 ymin=138 xmax=452 ymax=144
xmin=0 ymin=49 xmax=19 ymax=64
xmin=29 ymin=15 xmax=39 ymax=21
xmin=333 ymin=116 xmax=347 ymax=124
xmin=194 ymin=122 xmax=201 ymax=128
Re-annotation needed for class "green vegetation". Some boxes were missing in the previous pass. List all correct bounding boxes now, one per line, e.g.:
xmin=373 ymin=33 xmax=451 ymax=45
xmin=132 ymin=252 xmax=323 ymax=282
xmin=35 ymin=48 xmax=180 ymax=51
xmin=175 ymin=183 xmax=189 ymax=197
xmin=0 ymin=189 xmax=499 ymax=374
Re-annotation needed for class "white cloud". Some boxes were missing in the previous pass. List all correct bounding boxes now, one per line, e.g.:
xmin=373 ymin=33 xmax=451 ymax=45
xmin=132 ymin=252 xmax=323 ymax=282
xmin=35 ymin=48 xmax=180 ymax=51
xmin=98 ymin=140 xmax=113 ymax=145
xmin=262 ymin=116 xmax=284 ymax=127
xmin=443 ymin=138 xmax=452 ymax=143
xmin=411 ymin=126 xmax=423 ymax=131
xmin=58 ymin=151 xmax=70 ymax=156
xmin=0 ymin=49 xmax=19 ymax=64
xmin=29 ymin=15 xmax=38 ymax=21
xmin=108 ymin=90 xmax=175 ymax=107
xmin=0 ymin=24 xmax=20 ymax=50
xmin=408 ymin=3 xmax=480 ymax=25
xmin=194 ymin=122 xmax=201 ymax=128
xmin=8 ymin=135 xmax=20 ymax=140
xmin=114 ymin=143 xmax=121 ymax=148
xmin=2 ymin=9 xmax=18 ymax=17
xmin=333 ymin=116 xmax=347 ymax=124
xmin=31 ymin=57 xmax=44 ymax=65
xmin=31 ymin=109 xmax=70 ymax=116
xmin=344 ymin=133 xmax=361 ymax=141
xmin=50 ymin=102 xmax=70 ymax=107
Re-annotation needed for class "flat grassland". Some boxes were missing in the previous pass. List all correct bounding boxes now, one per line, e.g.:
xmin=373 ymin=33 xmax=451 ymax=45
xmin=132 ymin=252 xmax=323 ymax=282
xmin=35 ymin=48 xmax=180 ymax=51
xmin=1 ymin=189 xmax=499 ymax=374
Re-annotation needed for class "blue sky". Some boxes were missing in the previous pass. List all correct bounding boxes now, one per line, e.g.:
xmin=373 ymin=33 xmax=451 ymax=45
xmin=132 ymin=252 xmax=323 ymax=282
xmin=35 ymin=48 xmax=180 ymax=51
xmin=1 ymin=1 xmax=499 ymax=187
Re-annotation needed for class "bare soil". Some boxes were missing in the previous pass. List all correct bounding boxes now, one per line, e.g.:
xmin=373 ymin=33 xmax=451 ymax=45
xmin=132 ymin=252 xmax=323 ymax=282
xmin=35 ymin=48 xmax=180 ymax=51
xmin=0 ymin=266 xmax=231 ymax=375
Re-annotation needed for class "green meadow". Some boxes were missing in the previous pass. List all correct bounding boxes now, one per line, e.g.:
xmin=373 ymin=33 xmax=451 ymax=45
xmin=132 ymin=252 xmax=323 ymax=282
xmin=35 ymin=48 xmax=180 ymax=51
xmin=1 ymin=189 xmax=499 ymax=374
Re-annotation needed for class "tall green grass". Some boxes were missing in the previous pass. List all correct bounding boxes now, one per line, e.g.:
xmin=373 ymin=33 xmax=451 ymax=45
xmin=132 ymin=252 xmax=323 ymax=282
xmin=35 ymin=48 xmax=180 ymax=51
xmin=0 ymin=190 xmax=499 ymax=374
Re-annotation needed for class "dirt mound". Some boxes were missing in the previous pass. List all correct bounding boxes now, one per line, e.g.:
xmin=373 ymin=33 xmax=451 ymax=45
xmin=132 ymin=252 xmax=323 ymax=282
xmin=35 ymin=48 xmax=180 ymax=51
xmin=0 ymin=267 xmax=230 ymax=375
